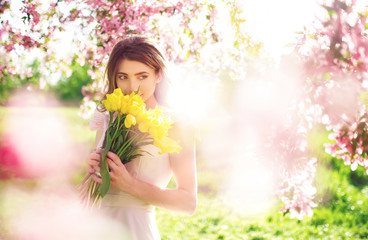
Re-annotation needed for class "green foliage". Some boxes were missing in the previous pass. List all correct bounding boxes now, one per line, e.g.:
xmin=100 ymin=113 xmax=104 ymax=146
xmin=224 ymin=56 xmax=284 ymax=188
xmin=0 ymin=57 xmax=92 ymax=105
xmin=49 ymin=58 xmax=92 ymax=104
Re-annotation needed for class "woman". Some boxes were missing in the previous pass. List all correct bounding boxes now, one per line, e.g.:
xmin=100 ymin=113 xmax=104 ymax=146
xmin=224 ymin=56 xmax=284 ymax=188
xmin=86 ymin=35 xmax=197 ymax=240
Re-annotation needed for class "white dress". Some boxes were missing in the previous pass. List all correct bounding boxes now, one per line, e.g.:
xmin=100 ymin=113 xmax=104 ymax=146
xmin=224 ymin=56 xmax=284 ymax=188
xmin=90 ymin=109 xmax=172 ymax=240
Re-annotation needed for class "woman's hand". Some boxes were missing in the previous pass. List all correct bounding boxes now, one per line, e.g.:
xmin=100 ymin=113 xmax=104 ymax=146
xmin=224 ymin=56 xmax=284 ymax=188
xmin=86 ymin=148 xmax=101 ymax=176
xmin=106 ymin=151 xmax=135 ymax=193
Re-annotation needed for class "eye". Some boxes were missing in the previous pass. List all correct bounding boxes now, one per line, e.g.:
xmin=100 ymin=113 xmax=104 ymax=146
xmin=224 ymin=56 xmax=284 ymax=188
xmin=138 ymin=75 xmax=148 ymax=80
xmin=118 ymin=75 xmax=127 ymax=80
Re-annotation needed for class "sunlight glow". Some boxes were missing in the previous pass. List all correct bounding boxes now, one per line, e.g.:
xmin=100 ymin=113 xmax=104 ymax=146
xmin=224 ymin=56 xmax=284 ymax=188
xmin=220 ymin=142 xmax=277 ymax=216
xmin=238 ymin=0 xmax=321 ymax=57
xmin=165 ymin=64 xmax=220 ymax=126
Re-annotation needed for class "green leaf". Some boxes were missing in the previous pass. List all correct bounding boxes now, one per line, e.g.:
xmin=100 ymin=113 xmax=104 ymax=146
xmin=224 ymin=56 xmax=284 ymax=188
xmin=116 ymin=132 xmax=140 ymax=156
xmin=99 ymin=146 xmax=111 ymax=197
xmin=117 ymin=134 xmax=124 ymax=147
xmin=99 ymin=113 xmax=114 ymax=197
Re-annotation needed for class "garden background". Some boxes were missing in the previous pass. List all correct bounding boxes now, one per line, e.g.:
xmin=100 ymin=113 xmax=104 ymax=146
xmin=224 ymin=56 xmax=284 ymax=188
xmin=1 ymin=0 xmax=368 ymax=239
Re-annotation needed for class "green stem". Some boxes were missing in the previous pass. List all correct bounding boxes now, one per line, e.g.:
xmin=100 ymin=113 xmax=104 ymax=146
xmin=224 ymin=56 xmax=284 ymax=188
xmin=124 ymin=127 xmax=129 ymax=141
xmin=111 ymin=114 xmax=121 ymax=142
xmin=116 ymin=131 xmax=141 ymax=157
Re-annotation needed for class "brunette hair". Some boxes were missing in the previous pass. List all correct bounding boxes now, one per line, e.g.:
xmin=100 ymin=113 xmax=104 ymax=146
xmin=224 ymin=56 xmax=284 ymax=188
xmin=100 ymin=35 xmax=168 ymax=109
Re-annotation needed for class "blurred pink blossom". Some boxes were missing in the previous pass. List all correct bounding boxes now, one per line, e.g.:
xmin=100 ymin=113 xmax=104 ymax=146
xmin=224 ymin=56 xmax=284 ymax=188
xmin=3 ymin=88 xmax=87 ymax=179
xmin=279 ymin=158 xmax=317 ymax=220
xmin=4 ymin=187 xmax=128 ymax=239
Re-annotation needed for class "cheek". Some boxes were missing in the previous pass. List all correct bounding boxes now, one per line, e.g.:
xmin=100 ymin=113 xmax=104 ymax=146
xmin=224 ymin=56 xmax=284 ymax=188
xmin=140 ymin=81 xmax=157 ymax=99
xmin=116 ymin=81 xmax=128 ymax=93
xmin=115 ymin=80 xmax=121 ymax=88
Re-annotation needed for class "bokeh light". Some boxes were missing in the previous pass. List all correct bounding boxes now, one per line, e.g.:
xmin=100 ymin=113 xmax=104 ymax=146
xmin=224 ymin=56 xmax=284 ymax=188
xmin=238 ymin=0 xmax=322 ymax=57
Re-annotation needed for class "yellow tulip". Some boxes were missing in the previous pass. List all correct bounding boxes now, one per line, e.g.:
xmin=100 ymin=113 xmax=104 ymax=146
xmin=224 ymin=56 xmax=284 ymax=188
xmin=113 ymin=88 xmax=123 ymax=96
xmin=103 ymin=93 xmax=120 ymax=112
xmin=154 ymin=136 xmax=182 ymax=154
xmin=126 ymin=93 xmax=145 ymax=116
xmin=120 ymin=95 xmax=130 ymax=115
xmin=128 ymin=101 xmax=144 ymax=116
xmin=149 ymin=126 xmax=167 ymax=140
xmin=124 ymin=114 xmax=136 ymax=128
xmin=130 ymin=93 xmax=145 ymax=106
xmin=138 ymin=121 xmax=150 ymax=133
xmin=135 ymin=111 xmax=147 ymax=124
xmin=102 ymin=99 xmax=112 ymax=112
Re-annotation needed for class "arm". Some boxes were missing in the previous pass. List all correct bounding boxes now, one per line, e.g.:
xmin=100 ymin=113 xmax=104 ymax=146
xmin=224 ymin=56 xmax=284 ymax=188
xmin=94 ymin=128 xmax=198 ymax=215
xmin=94 ymin=129 xmax=104 ymax=149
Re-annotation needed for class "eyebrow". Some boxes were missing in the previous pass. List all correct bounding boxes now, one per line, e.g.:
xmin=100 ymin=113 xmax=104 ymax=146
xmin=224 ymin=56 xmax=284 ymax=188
xmin=116 ymin=71 xmax=149 ymax=75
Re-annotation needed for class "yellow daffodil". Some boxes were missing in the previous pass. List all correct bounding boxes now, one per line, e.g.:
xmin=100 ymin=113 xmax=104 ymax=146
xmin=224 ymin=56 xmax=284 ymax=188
xmin=124 ymin=114 xmax=137 ymax=128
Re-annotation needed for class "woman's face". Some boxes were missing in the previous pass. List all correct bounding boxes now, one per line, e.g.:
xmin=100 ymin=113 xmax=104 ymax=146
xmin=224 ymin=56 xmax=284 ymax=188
xmin=115 ymin=59 xmax=160 ymax=105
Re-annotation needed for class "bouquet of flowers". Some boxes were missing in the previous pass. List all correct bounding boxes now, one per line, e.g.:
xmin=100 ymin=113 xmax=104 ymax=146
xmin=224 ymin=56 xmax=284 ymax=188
xmin=79 ymin=88 xmax=181 ymax=207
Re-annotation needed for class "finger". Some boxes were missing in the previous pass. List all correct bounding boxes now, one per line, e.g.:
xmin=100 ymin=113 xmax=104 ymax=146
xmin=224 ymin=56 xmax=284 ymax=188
xmin=86 ymin=160 xmax=99 ymax=168
xmin=92 ymin=174 xmax=103 ymax=184
xmin=88 ymin=152 xmax=101 ymax=161
xmin=107 ymin=158 xmax=119 ymax=171
xmin=86 ymin=166 xmax=95 ymax=174
xmin=86 ymin=157 xmax=100 ymax=166
xmin=86 ymin=159 xmax=100 ymax=167
xmin=93 ymin=166 xmax=100 ymax=172
xmin=106 ymin=151 xmax=122 ymax=166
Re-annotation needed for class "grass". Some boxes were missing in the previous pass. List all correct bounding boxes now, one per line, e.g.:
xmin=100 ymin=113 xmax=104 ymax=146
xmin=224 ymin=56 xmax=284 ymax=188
xmin=1 ymin=107 xmax=368 ymax=239
xmin=157 ymin=190 xmax=368 ymax=239
xmin=157 ymin=184 xmax=368 ymax=239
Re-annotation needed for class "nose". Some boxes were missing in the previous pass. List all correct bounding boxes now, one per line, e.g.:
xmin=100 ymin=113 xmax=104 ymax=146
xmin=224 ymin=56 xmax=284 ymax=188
xmin=128 ymin=80 xmax=140 ymax=94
